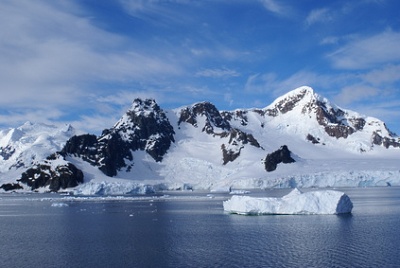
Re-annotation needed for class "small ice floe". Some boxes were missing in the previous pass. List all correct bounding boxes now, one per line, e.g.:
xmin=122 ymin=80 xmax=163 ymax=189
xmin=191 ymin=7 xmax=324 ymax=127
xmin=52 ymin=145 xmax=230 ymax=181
xmin=223 ymin=188 xmax=353 ymax=215
xmin=51 ymin=202 xmax=69 ymax=207
xmin=229 ymin=190 xmax=250 ymax=195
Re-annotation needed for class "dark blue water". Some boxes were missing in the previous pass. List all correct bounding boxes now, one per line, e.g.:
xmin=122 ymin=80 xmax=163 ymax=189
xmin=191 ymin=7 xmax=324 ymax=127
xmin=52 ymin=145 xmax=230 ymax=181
xmin=1 ymin=187 xmax=400 ymax=268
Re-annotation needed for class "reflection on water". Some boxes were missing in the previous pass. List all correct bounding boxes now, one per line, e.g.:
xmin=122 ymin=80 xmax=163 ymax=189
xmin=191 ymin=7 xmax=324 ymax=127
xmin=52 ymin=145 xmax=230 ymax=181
xmin=0 ymin=187 xmax=400 ymax=267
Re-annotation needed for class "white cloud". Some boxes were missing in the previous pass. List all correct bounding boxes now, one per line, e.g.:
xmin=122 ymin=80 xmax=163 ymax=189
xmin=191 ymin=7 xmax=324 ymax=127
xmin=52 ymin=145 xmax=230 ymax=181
xmin=195 ymin=68 xmax=240 ymax=78
xmin=0 ymin=0 xmax=184 ymax=130
xmin=327 ymin=30 xmax=400 ymax=69
xmin=305 ymin=8 xmax=332 ymax=26
xmin=118 ymin=0 xmax=194 ymax=24
xmin=0 ymin=107 xmax=66 ymax=129
xmin=360 ymin=64 xmax=400 ymax=85
xmin=334 ymin=85 xmax=379 ymax=106
xmin=244 ymin=70 xmax=337 ymax=98
xmin=320 ymin=36 xmax=339 ymax=45
xmin=259 ymin=0 xmax=287 ymax=16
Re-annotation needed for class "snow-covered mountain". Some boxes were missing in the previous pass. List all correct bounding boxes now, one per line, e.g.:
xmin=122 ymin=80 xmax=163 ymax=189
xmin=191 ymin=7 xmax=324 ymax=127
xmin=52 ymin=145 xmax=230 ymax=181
xmin=1 ymin=87 xmax=399 ymax=193
xmin=0 ymin=122 xmax=75 ymax=190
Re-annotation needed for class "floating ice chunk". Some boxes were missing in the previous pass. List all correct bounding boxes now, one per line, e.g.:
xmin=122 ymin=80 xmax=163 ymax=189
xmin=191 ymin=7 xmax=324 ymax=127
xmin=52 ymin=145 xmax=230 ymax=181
xmin=51 ymin=202 xmax=69 ymax=207
xmin=223 ymin=188 xmax=353 ymax=215
xmin=229 ymin=190 xmax=251 ymax=195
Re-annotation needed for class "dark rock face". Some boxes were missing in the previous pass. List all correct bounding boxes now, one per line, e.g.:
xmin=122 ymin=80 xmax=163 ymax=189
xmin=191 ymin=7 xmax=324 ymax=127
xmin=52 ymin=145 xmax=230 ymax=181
xmin=62 ymin=134 xmax=98 ymax=158
xmin=263 ymin=87 xmax=371 ymax=141
xmin=221 ymin=128 xmax=261 ymax=165
xmin=98 ymin=133 xmax=134 ymax=176
xmin=178 ymin=102 xmax=262 ymax=164
xmin=221 ymin=144 xmax=239 ymax=164
xmin=15 ymin=98 xmax=175 ymax=190
xmin=0 ymin=183 xmax=23 ymax=191
xmin=221 ymin=110 xmax=248 ymax=126
xmin=178 ymin=102 xmax=230 ymax=133
xmin=263 ymin=145 xmax=295 ymax=172
xmin=114 ymin=99 xmax=175 ymax=160
xmin=0 ymin=145 xmax=15 ymax=161
xmin=61 ymin=99 xmax=175 ymax=177
xmin=324 ymin=125 xmax=354 ymax=139
xmin=372 ymin=132 xmax=400 ymax=148
xmin=306 ymin=134 xmax=320 ymax=144
xmin=178 ymin=102 xmax=260 ymax=165
xmin=18 ymin=154 xmax=83 ymax=191
xmin=266 ymin=90 xmax=308 ymax=116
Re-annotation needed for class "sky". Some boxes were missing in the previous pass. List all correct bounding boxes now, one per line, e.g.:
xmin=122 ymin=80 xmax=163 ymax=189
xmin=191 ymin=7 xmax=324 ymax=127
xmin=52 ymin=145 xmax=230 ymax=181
xmin=0 ymin=0 xmax=399 ymax=135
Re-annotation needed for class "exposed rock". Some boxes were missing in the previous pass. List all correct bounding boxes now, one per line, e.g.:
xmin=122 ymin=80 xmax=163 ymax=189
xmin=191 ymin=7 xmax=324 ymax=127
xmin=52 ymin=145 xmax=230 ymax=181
xmin=372 ymin=132 xmax=400 ymax=148
xmin=115 ymin=99 xmax=175 ymax=154
xmin=178 ymin=102 xmax=262 ymax=164
xmin=349 ymin=118 xmax=366 ymax=131
xmin=18 ymin=153 xmax=83 ymax=191
xmin=221 ymin=144 xmax=240 ymax=164
xmin=263 ymin=145 xmax=295 ymax=172
xmin=0 ymin=183 xmax=23 ymax=191
xmin=306 ymin=134 xmax=320 ymax=144
xmin=221 ymin=110 xmax=248 ymax=126
xmin=0 ymin=145 xmax=15 ymax=161
xmin=266 ymin=88 xmax=309 ymax=116
xmin=61 ymin=134 xmax=98 ymax=157
xmin=220 ymin=128 xmax=261 ymax=164
xmin=324 ymin=125 xmax=354 ymax=139
xmin=264 ymin=88 xmax=349 ymax=140
xmin=61 ymin=98 xmax=175 ymax=177
xmin=178 ymin=102 xmax=230 ymax=133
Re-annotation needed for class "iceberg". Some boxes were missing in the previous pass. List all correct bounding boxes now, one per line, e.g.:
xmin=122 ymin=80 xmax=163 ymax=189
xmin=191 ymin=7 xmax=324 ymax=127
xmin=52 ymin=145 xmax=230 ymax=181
xmin=223 ymin=188 xmax=353 ymax=215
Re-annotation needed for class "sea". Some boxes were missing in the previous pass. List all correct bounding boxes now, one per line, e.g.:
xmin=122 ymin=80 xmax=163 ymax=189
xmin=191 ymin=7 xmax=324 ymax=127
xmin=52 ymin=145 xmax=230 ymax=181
xmin=1 ymin=187 xmax=400 ymax=268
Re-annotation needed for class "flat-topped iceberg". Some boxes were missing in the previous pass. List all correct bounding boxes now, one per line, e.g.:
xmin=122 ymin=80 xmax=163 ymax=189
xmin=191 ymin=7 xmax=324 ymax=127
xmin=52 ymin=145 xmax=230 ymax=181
xmin=223 ymin=188 xmax=353 ymax=215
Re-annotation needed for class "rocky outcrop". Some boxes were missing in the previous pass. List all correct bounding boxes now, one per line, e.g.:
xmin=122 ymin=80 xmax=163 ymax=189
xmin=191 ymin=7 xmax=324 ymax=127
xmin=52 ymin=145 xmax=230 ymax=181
xmin=221 ymin=128 xmax=261 ymax=164
xmin=372 ymin=132 xmax=400 ymax=148
xmin=263 ymin=145 xmax=295 ymax=172
xmin=61 ymin=99 xmax=175 ymax=177
xmin=179 ymin=102 xmax=262 ymax=164
xmin=18 ymin=153 xmax=83 ymax=191
xmin=221 ymin=110 xmax=248 ymax=126
xmin=61 ymin=133 xmax=133 ymax=177
xmin=1 ymin=88 xmax=398 ymax=193
xmin=178 ymin=102 xmax=230 ymax=134
xmin=306 ymin=134 xmax=320 ymax=144
xmin=0 ymin=183 xmax=23 ymax=191
xmin=0 ymin=145 xmax=15 ymax=161
xmin=262 ymin=87 xmax=400 ymax=148
xmin=113 ymin=98 xmax=175 ymax=160
xmin=265 ymin=89 xmax=309 ymax=116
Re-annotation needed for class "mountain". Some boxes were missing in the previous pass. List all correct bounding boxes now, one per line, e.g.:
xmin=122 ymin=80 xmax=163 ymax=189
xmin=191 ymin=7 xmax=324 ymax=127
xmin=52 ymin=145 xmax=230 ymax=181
xmin=1 ymin=86 xmax=399 ymax=193
xmin=261 ymin=87 xmax=399 ymax=151
xmin=0 ymin=122 xmax=75 ymax=190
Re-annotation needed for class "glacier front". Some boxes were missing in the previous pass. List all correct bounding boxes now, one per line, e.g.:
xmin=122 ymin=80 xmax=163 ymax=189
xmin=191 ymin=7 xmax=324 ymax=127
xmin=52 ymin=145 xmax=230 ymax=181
xmin=223 ymin=188 xmax=353 ymax=215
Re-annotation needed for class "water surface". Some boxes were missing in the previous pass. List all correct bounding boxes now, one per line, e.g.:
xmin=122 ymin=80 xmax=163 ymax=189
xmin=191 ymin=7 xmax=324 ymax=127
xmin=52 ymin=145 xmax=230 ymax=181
xmin=1 ymin=187 xmax=399 ymax=267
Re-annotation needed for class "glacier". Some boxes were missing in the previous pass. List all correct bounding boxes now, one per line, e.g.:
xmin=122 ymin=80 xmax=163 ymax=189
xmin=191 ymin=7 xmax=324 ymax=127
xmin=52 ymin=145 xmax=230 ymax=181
xmin=223 ymin=188 xmax=353 ymax=215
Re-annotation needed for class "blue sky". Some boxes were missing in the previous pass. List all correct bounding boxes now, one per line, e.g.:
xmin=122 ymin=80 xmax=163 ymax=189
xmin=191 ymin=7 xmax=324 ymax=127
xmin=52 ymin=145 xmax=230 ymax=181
xmin=1 ymin=0 xmax=399 ymax=135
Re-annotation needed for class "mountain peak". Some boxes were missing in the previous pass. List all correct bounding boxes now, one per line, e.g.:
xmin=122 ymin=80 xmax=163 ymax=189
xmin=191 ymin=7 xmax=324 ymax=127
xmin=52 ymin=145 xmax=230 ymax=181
xmin=265 ymin=86 xmax=320 ymax=116
xmin=287 ymin=85 xmax=315 ymax=97
xmin=178 ymin=101 xmax=231 ymax=133
xmin=128 ymin=98 xmax=160 ymax=114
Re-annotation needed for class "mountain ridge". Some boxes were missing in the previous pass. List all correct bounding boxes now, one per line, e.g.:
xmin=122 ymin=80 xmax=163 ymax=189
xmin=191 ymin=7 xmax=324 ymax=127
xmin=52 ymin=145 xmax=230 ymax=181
xmin=1 ymin=86 xmax=399 ymax=193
